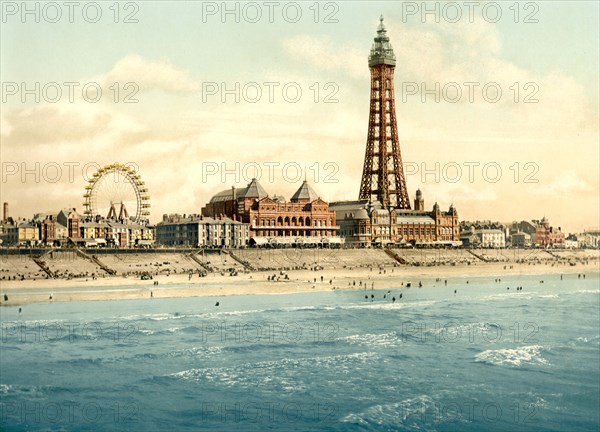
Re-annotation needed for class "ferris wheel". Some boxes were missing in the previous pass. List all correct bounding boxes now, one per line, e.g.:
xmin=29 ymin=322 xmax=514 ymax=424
xmin=83 ymin=163 xmax=150 ymax=224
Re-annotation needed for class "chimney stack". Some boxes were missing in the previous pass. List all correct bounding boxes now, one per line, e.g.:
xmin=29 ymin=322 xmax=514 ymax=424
xmin=3 ymin=202 xmax=7 ymax=223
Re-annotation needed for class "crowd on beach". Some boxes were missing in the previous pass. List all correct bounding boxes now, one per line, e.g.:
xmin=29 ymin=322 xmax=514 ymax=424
xmin=0 ymin=248 xmax=597 ymax=283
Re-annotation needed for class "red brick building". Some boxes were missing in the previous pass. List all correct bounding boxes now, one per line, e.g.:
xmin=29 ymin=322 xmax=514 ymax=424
xmin=534 ymin=217 xmax=565 ymax=247
xmin=41 ymin=216 xmax=56 ymax=244
xmin=202 ymin=179 xmax=337 ymax=241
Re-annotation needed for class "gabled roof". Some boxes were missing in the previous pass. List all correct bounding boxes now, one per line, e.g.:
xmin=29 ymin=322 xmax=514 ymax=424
xmin=291 ymin=181 xmax=319 ymax=202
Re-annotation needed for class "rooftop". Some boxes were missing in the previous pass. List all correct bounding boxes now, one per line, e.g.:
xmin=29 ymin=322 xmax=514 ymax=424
xmin=210 ymin=178 xmax=269 ymax=203
xmin=290 ymin=180 xmax=320 ymax=202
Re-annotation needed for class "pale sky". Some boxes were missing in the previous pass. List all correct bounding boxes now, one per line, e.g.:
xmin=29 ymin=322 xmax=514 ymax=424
xmin=1 ymin=1 xmax=598 ymax=233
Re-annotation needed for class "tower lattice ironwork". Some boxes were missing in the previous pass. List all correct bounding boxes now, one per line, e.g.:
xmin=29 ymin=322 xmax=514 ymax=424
xmin=359 ymin=16 xmax=411 ymax=210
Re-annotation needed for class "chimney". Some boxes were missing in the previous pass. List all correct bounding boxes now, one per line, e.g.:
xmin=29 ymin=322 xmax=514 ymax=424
xmin=3 ymin=202 xmax=7 ymax=223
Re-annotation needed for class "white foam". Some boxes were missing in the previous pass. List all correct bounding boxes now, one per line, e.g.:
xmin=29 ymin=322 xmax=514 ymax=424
xmin=475 ymin=345 xmax=548 ymax=366
xmin=342 ymin=395 xmax=437 ymax=425
xmin=344 ymin=300 xmax=437 ymax=310
xmin=573 ymin=289 xmax=600 ymax=294
xmin=340 ymin=332 xmax=400 ymax=348
xmin=168 ymin=351 xmax=379 ymax=387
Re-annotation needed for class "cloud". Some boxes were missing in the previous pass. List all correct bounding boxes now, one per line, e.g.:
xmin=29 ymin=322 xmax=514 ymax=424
xmin=1 ymin=104 xmax=112 ymax=147
xmin=93 ymin=54 xmax=200 ymax=94
xmin=281 ymin=35 xmax=367 ymax=80
xmin=534 ymin=171 xmax=593 ymax=195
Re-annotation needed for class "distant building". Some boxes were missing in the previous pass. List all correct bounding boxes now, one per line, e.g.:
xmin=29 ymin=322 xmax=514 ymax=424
xmin=57 ymin=208 xmax=81 ymax=239
xmin=155 ymin=214 xmax=249 ymax=247
xmin=576 ymin=230 xmax=600 ymax=249
xmin=564 ymin=234 xmax=579 ymax=249
xmin=533 ymin=217 xmax=564 ymax=247
xmin=507 ymin=218 xmax=565 ymax=248
xmin=80 ymin=220 xmax=110 ymax=240
xmin=510 ymin=231 xmax=532 ymax=247
xmin=54 ymin=222 xmax=68 ymax=241
xmin=41 ymin=216 xmax=56 ymax=245
xmin=332 ymin=190 xmax=459 ymax=247
xmin=201 ymin=178 xmax=338 ymax=244
xmin=0 ymin=222 xmax=18 ymax=246
xmin=461 ymin=227 xmax=505 ymax=248
xmin=106 ymin=221 xmax=129 ymax=247
xmin=123 ymin=222 xmax=154 ymax=247
xmin=17 ymin=221 xmax=39 ymax=246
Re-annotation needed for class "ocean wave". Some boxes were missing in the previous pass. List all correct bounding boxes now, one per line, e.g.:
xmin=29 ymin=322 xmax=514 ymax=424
xmin=168 ymin=351 xmax=379 ymax=389
xmin=575 ymin=335 xmax=600 ymax=344
xmin=124 ymin=309 xmax=272 ymax=322
xmin=481 ymin=291 xmax=563 ymax=302
xmin=166 ymin=346 xmax=223 ymax=358
xmin=482 ymin=293 xmax=523 ymax=301
xmin=342 ymin=395 xmax=449 ymax=426
xmin=474 ymin=345 xmax=549 ymax=367
xmin=573 ymin=289 xmax=600 ymax=294
xmin=344 ymin=300 xmax=438 ymax=310
xmin=424 ymin=321 xmax=499 ymax=337
xmin=281 ymin=305 xmax=337 ymax=312
xmin=0 ymin=384 xmax=74 ymax=398
xmin=339 ymin=332 xmax=401 ymax=348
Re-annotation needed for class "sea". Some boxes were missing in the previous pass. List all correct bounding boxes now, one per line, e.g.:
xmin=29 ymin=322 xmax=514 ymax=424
xmin=1 ymin=273 xmax=599 ymax=431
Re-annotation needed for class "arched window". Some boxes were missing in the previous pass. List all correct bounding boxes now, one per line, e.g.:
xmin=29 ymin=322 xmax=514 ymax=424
xmin=277 ymin=216 xmax=283 ymax=226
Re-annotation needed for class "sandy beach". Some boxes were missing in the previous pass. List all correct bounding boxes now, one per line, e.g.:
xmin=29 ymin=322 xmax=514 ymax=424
xmin=1 ymin=248 xmax=598 ymax=305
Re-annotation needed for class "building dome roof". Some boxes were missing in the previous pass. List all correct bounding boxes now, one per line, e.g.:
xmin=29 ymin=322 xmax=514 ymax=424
xmin=209 ymin=178 xmax=268 ymax=203
xmin=355 ymin=209 xmax=370 ymax=220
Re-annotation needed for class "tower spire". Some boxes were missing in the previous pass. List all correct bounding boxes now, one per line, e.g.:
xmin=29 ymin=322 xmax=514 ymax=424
xmin=369 ymin=15 xmax=396 ymax=67
xmin=359 ymin=17 xmax=411 ymax=209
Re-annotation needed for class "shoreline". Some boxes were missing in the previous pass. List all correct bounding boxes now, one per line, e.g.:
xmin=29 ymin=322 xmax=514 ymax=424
xmin=1 ymin=261 xmax=597 ymax=306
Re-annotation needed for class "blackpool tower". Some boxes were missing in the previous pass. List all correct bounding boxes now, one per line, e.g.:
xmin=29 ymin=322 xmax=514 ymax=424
xmin=358 ymin=16 xmax=411 ymax=210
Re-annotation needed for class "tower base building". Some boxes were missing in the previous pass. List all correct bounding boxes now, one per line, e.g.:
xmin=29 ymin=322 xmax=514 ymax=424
xmin=331 ymin=190 xmax=459 ymax=248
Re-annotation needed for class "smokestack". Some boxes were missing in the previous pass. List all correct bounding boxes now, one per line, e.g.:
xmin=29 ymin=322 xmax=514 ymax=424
xmin=3 ymin=202 xmax=7 ymax=223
